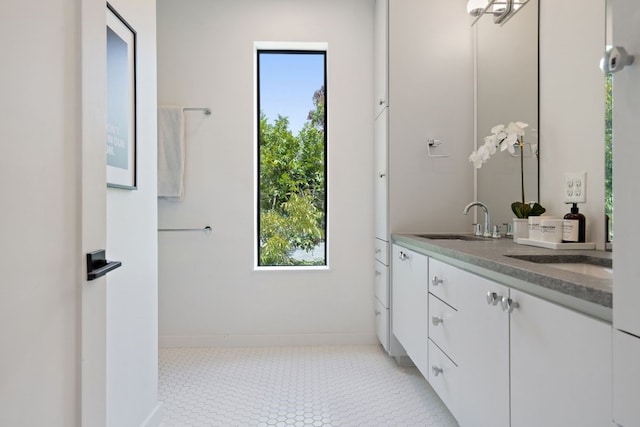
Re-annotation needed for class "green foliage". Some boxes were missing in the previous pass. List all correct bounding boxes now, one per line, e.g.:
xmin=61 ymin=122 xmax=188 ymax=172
xmin=258 ymin=87 xmax=326 ymax=266
xmin=511 ymin=201 xmax=546 ymax=219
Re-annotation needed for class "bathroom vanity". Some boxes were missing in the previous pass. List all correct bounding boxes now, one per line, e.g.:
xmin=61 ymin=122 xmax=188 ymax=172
xmin=391 ymin=234 xmax=612 ymax=427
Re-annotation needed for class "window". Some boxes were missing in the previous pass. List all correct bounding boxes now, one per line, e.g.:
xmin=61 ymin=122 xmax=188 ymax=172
xmin=256 ymin=47 xmax=327 ymax=267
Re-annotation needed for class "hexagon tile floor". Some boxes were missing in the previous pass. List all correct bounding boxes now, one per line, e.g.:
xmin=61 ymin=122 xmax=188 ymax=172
xmin=159 ymin=344 xmax=458 ymax=427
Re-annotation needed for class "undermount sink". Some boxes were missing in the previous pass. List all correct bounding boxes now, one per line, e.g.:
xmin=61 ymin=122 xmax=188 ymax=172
xmin=506 ymin=254 xmax=613 ymax=279
xmin=414 ymin=233 xmax=488 ymax=241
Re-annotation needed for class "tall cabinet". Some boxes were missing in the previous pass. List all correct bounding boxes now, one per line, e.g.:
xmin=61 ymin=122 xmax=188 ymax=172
xmin=372 ymin=0 xmax=474 ymax=355
xmin=373 ymin=0 xmax=401 ymax=354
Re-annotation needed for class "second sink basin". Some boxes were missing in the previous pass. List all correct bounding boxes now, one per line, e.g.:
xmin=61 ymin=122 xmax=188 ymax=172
xmin=414 ymin=233 xmax=487 ymax=241
xmin=506 ymin=254 xmax=612 ymax=279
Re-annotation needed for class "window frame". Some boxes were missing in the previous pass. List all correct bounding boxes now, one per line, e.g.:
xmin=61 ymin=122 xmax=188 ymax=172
xmin=253 ymin=42 xmax=329 ymax=271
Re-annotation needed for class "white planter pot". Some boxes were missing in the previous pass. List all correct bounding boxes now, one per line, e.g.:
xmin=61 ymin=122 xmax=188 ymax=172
xmin=513 ymin=218 xmax=529 ymax=242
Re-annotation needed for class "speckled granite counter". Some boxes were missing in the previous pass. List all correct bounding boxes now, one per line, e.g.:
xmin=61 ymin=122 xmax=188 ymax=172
xmin=392 ymin=233 xmax=612 ymax=322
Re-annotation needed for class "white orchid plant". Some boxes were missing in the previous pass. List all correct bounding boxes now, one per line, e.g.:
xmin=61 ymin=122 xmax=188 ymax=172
xmin=469 ymin=121 xmax=545 ymax=219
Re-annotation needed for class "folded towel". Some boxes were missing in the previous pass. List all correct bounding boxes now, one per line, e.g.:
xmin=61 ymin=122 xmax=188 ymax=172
xmin=157 ymin=106 xmax=185 ymax=200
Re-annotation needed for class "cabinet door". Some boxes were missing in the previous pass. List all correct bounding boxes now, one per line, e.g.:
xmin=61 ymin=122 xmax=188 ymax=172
xmin=453 ymin=271 xmax=509 ymax=427
xmin=373 ymin=0 xmax=388 ymax=117
xmin=374 ymin=108 xmax=388 ymax=241
xmin=510 ymin=290 xmax=612 ymax=427
xmin=392 ymin=244 xmax=428 ymax=377
xmin=613 ymin=329 xmax=640 ymax=427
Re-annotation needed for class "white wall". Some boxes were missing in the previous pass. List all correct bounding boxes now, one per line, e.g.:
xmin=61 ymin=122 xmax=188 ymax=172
xmin=539 ymin=0 xmax=606 ymax=247
xmin=157 ymin=0 xmax=376 ymax=346
xmin=105 ymin=0 xmax=161 ymax=425
xmin=0 ymin=1 xmax=81 ymax=425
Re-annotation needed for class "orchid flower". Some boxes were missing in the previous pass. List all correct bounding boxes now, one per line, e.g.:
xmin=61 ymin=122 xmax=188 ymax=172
xmin=468 ymin=121 xmax=545 ymax=218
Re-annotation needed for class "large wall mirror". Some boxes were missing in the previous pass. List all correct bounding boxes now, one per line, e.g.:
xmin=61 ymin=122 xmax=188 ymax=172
xmin=475 ymin=0 xmax=539 ymax=228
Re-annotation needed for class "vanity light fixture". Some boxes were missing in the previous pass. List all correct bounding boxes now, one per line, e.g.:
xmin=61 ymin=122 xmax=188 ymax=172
xmin=467 ymin=0 xmax=489 ymax=17
xmin=467 ymin=0 xmax=530 ymax=26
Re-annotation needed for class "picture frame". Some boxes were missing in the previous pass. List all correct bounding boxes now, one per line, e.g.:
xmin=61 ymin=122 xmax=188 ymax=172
xmin=106 ymin=3 xmax=137 ymax=189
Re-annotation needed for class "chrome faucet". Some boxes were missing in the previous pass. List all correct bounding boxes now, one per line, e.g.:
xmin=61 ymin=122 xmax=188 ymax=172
xmin=463 ymin=201 xmax=491 ymax=238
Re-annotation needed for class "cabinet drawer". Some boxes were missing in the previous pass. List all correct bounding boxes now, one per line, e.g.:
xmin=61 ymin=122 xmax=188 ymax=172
xmin=375 ymin=238 xmax=389 ymax=265
xmin=374 ymin=261 xmax=389 ymax=308
xmin=428 ymin=294 xmax=459 ymax=363
xmin=375 ymin=298 xmax=389 ymax=351
xmin=429 ymin=258 xmax=460 ymax=308
xmin=428 ymin=339 xmax=460 ymax=421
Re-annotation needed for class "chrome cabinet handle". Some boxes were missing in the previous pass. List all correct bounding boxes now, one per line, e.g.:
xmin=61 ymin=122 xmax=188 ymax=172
xmin=486 ymin=291 xmax=500 ymax=306
xmin=375 ymin=248 xmax=382 ymax=254
xmin=375 ymin=270 xmax=382 ymax=277
xmin=398 ymin=251 xmax=409 ymax=261
xmin=379 ymin=99 xmax=385 ymax=106
xmin=432 ymin=366 xmax=443 ymax=377
xmin=501 ymin=296 xmax=520 ymax=313
xmin=432 ymin=316 xmax=444 ymax=326
xmin=431 ymin=275 xmax=443 ymax=287
xmin=379 ymin=172 xmax=386 ymax=178
xmin=375 ymin=309 xmax=382 ymax=316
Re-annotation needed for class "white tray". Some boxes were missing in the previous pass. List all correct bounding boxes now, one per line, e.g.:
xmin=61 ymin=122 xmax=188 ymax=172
xmin=517 ymin=238 xmax=596 ymax=250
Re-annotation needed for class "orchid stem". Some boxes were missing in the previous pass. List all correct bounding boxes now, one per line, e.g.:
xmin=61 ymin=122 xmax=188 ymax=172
xmin=520 ymin=139 xmax=525 ymax=208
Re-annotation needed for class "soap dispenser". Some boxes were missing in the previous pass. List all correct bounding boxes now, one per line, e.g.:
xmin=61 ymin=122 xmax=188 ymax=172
xmin=562 ymin=203 xmax=586 ymax=243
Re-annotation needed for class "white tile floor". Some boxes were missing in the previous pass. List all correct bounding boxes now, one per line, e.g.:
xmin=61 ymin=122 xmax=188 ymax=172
xmin=159 ymin=344 xmax=458 ymax=427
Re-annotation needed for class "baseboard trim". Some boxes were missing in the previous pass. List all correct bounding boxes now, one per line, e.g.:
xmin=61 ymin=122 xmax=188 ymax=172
xmin=159 ymin=332 xmax=378 ymax=348
xmin=140 ymin=402 xmax=164 ymax=427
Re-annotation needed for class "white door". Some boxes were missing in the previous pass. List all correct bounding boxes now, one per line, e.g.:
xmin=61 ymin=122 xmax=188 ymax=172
xmin=81 ymin=1 xmax=159 ymax=426
xmin=80 ymin=1 xmax=109 ymax=424
xmin=611 ymin=0 xmax=640 ymax=339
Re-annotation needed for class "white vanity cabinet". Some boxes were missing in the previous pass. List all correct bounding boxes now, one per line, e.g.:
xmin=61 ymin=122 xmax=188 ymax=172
xmin=428 ymin=258 xmax=509 ymax=427
xmin=509 ymin=289 xmax=612 ymax=427
xmin=391 ymin=244 xmax=428 ymax=377
xmin=418 ymin=254 xmax=612 ymax=427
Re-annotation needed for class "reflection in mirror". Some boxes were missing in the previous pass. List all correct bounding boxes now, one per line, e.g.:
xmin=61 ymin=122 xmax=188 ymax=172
xmin=475 ymin=0 xmax=539 ymax=228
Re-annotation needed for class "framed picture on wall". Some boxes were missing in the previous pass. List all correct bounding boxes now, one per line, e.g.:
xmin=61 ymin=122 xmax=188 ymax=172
xmin=106 ymin=3 xmax=137 ymax=189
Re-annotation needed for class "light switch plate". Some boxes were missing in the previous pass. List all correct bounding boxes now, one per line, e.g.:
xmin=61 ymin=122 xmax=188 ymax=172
xmin=564 ymin=172 xmax=587 ymax=203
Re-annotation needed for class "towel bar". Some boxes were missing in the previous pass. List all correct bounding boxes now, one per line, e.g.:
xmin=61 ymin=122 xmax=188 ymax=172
xmin=183 ymin=107 xmax=212 ymax=116
xmin=158 ymin=226 xmax=213 ymax=232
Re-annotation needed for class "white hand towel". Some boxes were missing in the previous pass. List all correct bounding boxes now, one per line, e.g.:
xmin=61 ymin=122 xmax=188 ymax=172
xmin=157 ymin=106 xmax=185 ymax=200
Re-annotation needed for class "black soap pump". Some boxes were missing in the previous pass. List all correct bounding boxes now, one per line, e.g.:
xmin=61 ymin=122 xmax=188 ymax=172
xmin=562 ymin=203 xmax=586 ymax=243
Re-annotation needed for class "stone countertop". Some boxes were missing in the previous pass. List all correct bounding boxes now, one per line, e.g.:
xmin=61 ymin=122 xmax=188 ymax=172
xmin=392 ymin=233 xmax=612 ymax=322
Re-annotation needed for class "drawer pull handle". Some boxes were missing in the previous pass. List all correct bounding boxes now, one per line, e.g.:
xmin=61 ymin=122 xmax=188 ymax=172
xmin=432 ymin=316 xmax=444 ymax=326
xmin=375 ymin=309 xmax=382 ymax=316
xmin=501 ymin=296 xmax=520 ymax=313
xmin=431 ymin=275 xmax=443 ymax=286
xmin=375 ymin=270 xmax=382 ymax=277
xmin=398 ymin=251 xmax=410 ymax=261
xmin=486 ymin=291 xmax=500 ymax=306
xmin=432 ymin=366 xmax=443 ymax=377
xmin=375 ymin=248 xmax=382 ymax=254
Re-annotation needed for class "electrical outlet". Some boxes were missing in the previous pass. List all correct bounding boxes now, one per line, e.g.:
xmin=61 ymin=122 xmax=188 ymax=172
xmin=564 ymin=172 xmax=587 ymax=203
